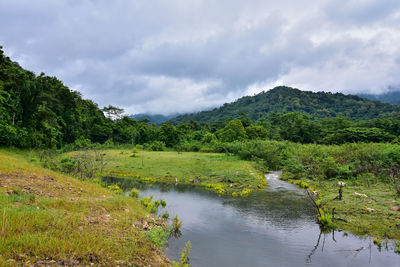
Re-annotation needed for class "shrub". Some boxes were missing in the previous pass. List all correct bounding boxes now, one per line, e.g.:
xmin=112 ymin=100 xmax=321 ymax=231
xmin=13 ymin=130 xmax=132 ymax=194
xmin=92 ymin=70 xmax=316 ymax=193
xmin=146 ymin=226 xmax=170 ymax=248
xmin=146 ymin=141 xmax=166 ymax=151
xmin=129 ymin=188 xmax=139 ymax=198
xmin=240 ymin=188 xmax=252 ymax=197
xmin=107 ymin=184 xmax=123 ymax=194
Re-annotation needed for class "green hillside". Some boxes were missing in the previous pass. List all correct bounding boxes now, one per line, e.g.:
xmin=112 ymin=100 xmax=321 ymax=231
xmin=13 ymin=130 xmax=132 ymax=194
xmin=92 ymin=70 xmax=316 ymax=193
xmin=358 ymin=88 xmax=400 ymax=105
xmin=0 ymin=46 xmax=110 ymax=148
xmin=170 ymin=86 xmax=400 ymax=124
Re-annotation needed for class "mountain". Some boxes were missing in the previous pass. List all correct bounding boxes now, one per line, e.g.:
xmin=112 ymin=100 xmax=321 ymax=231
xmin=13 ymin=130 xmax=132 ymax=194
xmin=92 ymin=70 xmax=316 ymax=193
xmin=130 ymin=113 xmax=178 ymax=125
xmin=358 ymin=88 xmax=400 ymax=105
xmin=169 ymin=86 xmax=400 ymax=124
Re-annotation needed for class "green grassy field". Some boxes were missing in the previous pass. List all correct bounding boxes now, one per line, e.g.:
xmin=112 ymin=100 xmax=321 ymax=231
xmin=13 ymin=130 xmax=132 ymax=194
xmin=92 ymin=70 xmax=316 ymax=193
xmin=282 ymin=176 xmax=400 ymax=241
xmin=65 ymin=149 xmax=266 ymax=196
xmin=0 ymin=149 xmax=170 ymax=266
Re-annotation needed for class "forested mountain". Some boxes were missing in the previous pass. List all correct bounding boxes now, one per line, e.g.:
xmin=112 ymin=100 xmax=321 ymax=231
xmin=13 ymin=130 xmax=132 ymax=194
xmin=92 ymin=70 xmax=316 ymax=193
xmin=2 ymin=45 xmax=400 ymax=149
xmin=0 ymin=46 xmax=111 ymax=148
xmin=358 ymin=88 xmax=400 ymax=105
xmin=169 ymin=86 xmax=400 ymax=124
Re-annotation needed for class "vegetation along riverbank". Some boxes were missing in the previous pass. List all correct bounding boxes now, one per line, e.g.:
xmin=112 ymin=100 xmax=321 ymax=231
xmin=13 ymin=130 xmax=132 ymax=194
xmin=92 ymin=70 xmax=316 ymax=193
xmin=0 ymin=149 xmax=171 ymax=266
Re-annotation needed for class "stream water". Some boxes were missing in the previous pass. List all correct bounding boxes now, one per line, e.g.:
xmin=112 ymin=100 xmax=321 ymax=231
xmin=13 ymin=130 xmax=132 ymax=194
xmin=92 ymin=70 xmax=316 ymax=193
xmin=102 ymin=173 xmax=399 ymax=267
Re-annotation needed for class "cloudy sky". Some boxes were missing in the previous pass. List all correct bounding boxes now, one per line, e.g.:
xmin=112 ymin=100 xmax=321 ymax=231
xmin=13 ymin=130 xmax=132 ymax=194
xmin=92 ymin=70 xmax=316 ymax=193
xmin=1 ymin=0 xmax=400 ymax=115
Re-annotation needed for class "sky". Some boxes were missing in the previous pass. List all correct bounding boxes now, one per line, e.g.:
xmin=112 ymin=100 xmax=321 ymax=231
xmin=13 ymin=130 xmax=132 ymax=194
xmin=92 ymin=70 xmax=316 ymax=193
xmin=1 ymin=0 xmax=400 ymax=115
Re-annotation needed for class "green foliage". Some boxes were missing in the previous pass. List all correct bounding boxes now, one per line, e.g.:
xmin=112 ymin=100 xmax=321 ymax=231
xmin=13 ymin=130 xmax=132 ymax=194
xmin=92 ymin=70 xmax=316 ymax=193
xmin=201 ymin=183 xmax=226 ymax=195
xmin=129 ymin=188 xmax=139 ymax=198
xmin=172 ymin=241 xmax=192 ymax=267
xmin=373 ymin=237 xmax=382 ymax=248
xmin=324 ymin=127 xmax=395 ymax=144
xmin=224 ymin=140 xmax=285 ymax=169
xmin=3 ymin=42 xmax=400 ymax=150
xmin=217 ymin=119 xmax=247 ymax=142
xmin=172 ymin=215 xmax=182 ymax=232
xmin=162 ymin=212 xmax=170 ymax=219
xmin=139 ymin=196 xmax=166 ymax=213
xmin=59 ymin=157 xmax=77 ymax=173
xmin=160 ymin=199 xmax=167 ymax=208
xmin=107 ymin=184 xmax=123 ymax=194
xmin=170 ymin=86 xmax=400 ymax=124
xmin=240 ymin=188 xmax=252 ymax=197
xmin=395 ymin=241 xmax=400 ymax=254
xmin=145 ymin=141 xmax=166 ymax=151
xmin=317 ymin=208 xmax=334 ymax=229
xmin=145 ymin=226 xmax=171 ymax=248
xmin=201 ymin=132 xmax=217 ymax=143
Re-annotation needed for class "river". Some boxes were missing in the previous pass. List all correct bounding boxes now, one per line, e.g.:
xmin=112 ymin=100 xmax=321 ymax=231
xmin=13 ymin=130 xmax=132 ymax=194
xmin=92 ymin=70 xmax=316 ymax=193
xmin=102 ymin=172 xmax=399 ymax=267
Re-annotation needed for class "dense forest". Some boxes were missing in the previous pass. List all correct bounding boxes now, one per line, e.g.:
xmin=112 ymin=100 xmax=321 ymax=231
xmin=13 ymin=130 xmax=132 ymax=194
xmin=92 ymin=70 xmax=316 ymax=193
xmin=2 ymin=46 xmax=400 ymax=149
xmin=169 ymin=86 xmax=400 ymax=124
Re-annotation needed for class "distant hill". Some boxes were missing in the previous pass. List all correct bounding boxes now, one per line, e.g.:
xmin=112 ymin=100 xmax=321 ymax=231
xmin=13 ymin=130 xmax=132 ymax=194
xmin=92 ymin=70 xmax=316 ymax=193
xmin=358 ymin=88 xmax=400 ymax=105
xmin=169 ymin=86 xmax=400 ymax=124
xmin=130 ymin=113 xmax=178 ymax=125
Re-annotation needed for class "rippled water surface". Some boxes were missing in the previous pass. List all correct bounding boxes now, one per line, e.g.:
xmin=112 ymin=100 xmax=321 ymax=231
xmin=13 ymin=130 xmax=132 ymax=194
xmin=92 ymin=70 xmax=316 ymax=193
xmin=102 ymin=173 xmax=399 ymax=267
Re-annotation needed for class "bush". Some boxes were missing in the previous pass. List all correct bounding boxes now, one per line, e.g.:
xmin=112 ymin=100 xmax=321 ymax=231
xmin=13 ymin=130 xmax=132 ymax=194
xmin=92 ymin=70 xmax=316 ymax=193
xmin=146 ymin=141 xmax=166 ymax=151
xmin=107 ymin=184 xmax=123 ymax=194
xmin=129 ymin=188 xmax=139 ymax=198
xmin=59 ymin=157 xmax=77 ymax=173
xmin=146 ymin=226 xmax=170 ymax=248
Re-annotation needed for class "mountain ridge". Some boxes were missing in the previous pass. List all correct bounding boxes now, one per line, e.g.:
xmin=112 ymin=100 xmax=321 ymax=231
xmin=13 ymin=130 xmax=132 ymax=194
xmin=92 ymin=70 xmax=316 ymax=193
xmin=169 ymin=86 xmax=400 ymax=124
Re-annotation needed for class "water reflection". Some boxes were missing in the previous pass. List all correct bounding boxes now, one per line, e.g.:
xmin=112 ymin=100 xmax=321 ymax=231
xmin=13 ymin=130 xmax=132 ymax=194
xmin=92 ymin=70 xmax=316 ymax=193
xmin=101 ymin=176 xmax=399 ymax=267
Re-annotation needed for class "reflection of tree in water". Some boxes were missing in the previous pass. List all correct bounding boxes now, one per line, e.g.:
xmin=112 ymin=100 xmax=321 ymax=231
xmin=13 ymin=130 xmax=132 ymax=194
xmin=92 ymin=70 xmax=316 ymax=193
xmin=229 ymin=190 xmax=316 ymax=228
xmin=306 ymin=229 xmax=374 ymax=264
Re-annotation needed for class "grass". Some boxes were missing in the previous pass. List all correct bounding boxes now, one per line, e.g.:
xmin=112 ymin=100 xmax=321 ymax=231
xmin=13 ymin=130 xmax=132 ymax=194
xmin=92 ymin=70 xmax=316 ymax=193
xmin=0 ymin=149 xmax=170 ymax=266
xmin=282 ymin=175 xmax=400 ymax=240
xmin=66 ymin=149 xmax=266 ymax=196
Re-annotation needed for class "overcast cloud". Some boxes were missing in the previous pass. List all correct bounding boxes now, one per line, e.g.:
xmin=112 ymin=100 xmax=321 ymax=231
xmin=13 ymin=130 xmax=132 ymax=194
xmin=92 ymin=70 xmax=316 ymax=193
xmin=1 ymin=0 xmax=400 ymax=115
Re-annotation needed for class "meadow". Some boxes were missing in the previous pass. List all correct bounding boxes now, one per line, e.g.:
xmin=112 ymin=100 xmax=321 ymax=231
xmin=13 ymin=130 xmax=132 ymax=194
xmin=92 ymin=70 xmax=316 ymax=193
xmin=64 ymin=149 xmax=266 ymax=196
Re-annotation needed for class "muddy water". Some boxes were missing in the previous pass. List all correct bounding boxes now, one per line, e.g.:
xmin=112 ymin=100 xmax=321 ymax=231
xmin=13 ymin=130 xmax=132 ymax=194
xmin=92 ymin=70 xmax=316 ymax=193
xmin=102 ymin=173 xmax=399 ymax=267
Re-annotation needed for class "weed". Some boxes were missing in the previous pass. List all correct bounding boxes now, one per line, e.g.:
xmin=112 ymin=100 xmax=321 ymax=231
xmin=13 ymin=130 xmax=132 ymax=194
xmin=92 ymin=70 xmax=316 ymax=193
xmin=107 ymin=184 xmax=123 ymax=194
xmin=129 ymin=188 xmax=139 ymax=198
xmin=145 ymin=226 xmax=170 ymax=248
xmin=240 ymin=188 xmax=252 ymax=197
xmin=172 ymin=241 xmax=192 ymax=267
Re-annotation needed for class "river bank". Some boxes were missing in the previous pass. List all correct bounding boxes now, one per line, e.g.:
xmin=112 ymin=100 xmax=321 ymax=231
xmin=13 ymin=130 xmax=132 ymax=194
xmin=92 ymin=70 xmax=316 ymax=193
xmin=64 ymin=149 xmax=266 ymax=196
xmin=281 ymin=172 xmax=400 ymax=243
xmin=102 ymin=174 xmax=400 ymax=266
xmin=0 ymin=149 xmax=170 ymax=266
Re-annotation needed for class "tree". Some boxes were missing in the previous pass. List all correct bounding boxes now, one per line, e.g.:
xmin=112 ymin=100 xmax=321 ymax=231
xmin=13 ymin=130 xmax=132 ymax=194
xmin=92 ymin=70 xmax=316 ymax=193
xmin=218 ymin=119 xmax=247 ymax=142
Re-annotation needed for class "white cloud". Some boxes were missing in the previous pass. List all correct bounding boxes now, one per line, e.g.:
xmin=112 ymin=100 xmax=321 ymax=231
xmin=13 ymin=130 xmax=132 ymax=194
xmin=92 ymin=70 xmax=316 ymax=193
xmin=1 ymin=0 xmax=400 ymax=114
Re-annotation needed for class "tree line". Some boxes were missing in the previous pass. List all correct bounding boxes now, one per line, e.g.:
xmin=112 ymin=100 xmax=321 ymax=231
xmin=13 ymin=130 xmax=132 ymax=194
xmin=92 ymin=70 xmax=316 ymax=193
xmin=1 ymin=45 xmax=400 ymax=150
